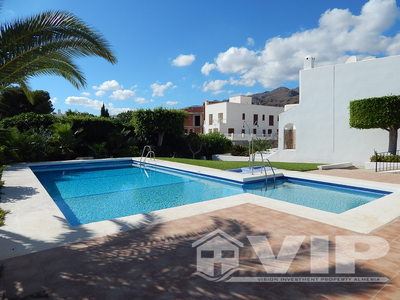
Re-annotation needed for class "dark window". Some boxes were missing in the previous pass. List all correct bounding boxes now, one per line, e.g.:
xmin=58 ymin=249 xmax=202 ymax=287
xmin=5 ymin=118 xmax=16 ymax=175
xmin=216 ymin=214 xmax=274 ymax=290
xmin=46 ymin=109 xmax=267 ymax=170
xmin=262 ymin=114 xmax=265 ymax=121
xmin=228 ymin=128 xmax=235 ymax=134
xmin=242 ymin=113 xmax=245 ymax=120
xmin=269 ymin=115 xmax=274 ymax=126
xmin=189 ymin=129 xmax=193 ymax=133
xmin=221 ymin=250 xmax=235 ymax=258
xmin=184 ymin=129 xmax=188 ymax=134
xmin=194 ymin=115 xmax=201 ymax=126
xmin=262 ymin=129 xmax=266 ymax=135
xmin=241 ymin=129 xmax=245 ymax=134
xmin=268 ymin=129 xmax=272 ymax=134
xmin=253 ymin=128 xmax=257 ymax=134
xmin=201 ymin=250 xmax=214 ymax=258
xmin=253 ymin=114 xmax=258 ymax=125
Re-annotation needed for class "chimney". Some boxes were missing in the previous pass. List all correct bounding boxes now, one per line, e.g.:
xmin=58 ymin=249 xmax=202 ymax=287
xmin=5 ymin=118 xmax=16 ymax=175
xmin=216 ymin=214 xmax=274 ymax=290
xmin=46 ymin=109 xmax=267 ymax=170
xmin=304 ymin=56 xmax=315 ymax=70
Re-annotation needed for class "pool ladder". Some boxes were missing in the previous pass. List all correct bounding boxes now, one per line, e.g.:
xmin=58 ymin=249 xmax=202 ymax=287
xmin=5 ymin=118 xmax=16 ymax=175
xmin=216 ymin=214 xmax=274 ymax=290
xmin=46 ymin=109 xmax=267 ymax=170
xmin=251 ymin=151 xmax=276 ymax=190
xmin=139 ymin=145 xmax=156 ymax=167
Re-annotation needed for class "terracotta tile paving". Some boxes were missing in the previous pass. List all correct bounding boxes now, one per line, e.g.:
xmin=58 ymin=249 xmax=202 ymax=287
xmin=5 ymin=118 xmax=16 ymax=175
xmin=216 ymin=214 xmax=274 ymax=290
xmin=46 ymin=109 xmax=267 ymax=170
xmin=0 ymin=203 xmax=399 ymax=299
xmin=307 ymin=169 xmax=400 ymax=184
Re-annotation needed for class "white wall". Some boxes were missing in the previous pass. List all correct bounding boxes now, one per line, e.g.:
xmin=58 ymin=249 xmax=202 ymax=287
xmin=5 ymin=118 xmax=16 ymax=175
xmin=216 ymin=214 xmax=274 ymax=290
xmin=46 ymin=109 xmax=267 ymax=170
xmin=204 ymin=100 xmax=283 ymax=140
xmin=269 ymin=55 xmax=400 ymax=165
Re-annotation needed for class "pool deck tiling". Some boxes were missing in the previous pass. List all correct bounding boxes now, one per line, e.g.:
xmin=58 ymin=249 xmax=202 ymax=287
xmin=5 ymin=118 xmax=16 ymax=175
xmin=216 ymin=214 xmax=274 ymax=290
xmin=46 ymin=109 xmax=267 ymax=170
xmin=1 ymin=203 xmax=399 ymax=299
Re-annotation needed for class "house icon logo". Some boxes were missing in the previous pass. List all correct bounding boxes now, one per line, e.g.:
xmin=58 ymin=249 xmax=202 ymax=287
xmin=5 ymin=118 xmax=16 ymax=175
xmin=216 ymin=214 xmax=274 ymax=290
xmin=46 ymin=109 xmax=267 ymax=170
xmin=192 ymin=229 xmax=243 ymax=281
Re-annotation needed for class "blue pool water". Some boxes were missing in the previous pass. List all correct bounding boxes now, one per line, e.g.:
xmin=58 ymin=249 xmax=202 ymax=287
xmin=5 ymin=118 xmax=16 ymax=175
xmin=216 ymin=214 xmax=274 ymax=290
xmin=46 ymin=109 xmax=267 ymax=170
xmin=31 ymin=160 xmax=390 ymax=226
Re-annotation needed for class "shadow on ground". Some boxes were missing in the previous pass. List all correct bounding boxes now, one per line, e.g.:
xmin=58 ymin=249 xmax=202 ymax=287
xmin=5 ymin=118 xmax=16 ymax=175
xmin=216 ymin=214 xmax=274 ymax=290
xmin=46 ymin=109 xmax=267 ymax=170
xmin=0 ymin=216 xmax=388 ymax=299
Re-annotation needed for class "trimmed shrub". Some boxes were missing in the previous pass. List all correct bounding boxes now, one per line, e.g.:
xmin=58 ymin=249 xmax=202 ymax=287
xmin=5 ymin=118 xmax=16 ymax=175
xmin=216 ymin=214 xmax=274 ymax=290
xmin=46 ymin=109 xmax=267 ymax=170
xmin=370 ymin=154 xmax=400 ymax=162
xmin=231 ymin=145 xmax=249 ymax=156
xmin=201 ymin=132 xmax=232 ymax=159
xmin=0 ymin=112 xmax=58 ymax=131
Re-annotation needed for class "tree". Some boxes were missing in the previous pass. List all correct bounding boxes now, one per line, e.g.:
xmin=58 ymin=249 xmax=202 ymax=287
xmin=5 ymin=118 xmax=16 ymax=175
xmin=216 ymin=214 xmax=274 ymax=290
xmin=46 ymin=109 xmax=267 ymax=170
xmin=131 ymin=107 xmax=187 ymax=147
xmin=0 ymin=11 xmax=116 ymax=98
xmin=186 ymin=133 xmax=203 ymax=159
xmin=115 ymin=111 xmax=134 ymax=123
xmin=0 ymin=87 xmax=53 ymax=118
xmin=100 ymin=103 xmax=110 ymax=118
xmin=350 ymin=95 xmax=400 ymax=154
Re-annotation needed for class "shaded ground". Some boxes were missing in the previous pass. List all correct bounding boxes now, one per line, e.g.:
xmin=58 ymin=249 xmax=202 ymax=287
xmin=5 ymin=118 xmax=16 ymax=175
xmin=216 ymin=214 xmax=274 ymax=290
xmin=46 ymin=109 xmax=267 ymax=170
xmin=308 ymin=168 xmax=400 ymax=184
xmin=1 ymin=203 xmax=399 ymax=299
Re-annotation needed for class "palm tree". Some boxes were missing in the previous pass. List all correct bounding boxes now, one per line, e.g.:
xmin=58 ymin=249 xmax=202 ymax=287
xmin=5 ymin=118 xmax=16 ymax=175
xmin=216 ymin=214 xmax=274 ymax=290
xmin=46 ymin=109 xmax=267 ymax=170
xmin=0 ymin=10 xmax=117 ymax=98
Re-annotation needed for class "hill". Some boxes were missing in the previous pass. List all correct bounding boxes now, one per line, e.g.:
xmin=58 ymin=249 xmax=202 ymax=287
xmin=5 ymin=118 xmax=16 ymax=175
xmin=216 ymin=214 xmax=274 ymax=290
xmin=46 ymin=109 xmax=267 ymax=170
xmin=251 ymin=87 xmax=299 ymax=107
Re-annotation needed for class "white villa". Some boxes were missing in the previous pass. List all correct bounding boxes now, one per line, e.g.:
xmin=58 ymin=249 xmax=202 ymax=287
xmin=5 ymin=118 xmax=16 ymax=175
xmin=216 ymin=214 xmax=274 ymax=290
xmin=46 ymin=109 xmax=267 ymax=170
xmin=269 ymin=55 xmax=400 ymax=165
xmin=204 ymin=96 xmax=283 ymax=142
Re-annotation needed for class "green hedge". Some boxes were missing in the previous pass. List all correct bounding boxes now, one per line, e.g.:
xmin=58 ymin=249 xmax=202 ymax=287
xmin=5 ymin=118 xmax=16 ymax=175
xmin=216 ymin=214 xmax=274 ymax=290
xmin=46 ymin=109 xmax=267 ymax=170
xmin=350 ymin=95 xmax=400 ymax=129
xmin=231 ymin=145 xmax=248 ymax=156
xmin=370 ymin=154 xmax=400 ymax=162
xmin=0 ymin=112 xmax=58 ymax=131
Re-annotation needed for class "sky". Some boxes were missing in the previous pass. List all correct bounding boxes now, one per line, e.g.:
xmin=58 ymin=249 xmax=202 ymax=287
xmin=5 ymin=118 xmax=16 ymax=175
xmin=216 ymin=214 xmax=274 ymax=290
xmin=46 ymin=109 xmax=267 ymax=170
xmin=2 ymin=0 xmax=400 ymax=115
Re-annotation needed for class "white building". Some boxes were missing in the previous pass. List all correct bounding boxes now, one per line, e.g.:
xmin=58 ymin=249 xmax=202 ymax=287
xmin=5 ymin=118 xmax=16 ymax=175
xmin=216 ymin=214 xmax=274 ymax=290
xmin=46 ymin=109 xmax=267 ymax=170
xmin=269 ymin=55 xmax=400 ymax=165
xmin=203 ymin=96 xmax=284 ymax=141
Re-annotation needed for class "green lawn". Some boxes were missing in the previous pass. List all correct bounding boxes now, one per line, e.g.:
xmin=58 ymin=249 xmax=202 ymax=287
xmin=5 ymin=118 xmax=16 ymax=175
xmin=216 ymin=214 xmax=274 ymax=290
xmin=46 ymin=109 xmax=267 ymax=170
xmin=158 ymin=157 xmax=322 ymax=172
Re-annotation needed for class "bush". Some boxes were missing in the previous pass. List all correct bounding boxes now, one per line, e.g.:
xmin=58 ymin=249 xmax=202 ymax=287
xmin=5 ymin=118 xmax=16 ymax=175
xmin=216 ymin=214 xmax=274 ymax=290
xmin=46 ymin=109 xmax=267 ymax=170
xmin=201 ymin=132 xmax=232 ymax=159
xmin=370 ymin=154 xmax=400 ymax=162
xmin=0 ymin=112 xmax=58 ymax=131
xmin=231 ymin=145 xmax=249 ymax=156
xmin=252 ymin=138 xmax=273 ymax=152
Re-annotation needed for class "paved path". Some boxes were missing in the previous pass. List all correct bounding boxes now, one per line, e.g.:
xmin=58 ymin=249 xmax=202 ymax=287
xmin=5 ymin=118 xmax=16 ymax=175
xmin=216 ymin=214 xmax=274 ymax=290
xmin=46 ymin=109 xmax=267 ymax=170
xmin=1 ymin=203 xmax=399 ymax=299
xmin=308 ymin=168 xmax=400 ymax=184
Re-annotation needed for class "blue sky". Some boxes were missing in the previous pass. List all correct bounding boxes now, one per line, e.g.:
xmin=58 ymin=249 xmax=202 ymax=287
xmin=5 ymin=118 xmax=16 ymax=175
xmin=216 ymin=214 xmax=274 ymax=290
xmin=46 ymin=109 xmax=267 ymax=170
xmin=3 ymin=0 xmax=400 ymax=115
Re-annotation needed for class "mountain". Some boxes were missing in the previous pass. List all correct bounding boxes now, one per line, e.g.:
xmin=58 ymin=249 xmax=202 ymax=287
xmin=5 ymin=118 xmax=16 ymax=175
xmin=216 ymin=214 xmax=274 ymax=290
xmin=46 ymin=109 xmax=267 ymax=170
xmin=250 ymin=87 xmax=299 ymax=107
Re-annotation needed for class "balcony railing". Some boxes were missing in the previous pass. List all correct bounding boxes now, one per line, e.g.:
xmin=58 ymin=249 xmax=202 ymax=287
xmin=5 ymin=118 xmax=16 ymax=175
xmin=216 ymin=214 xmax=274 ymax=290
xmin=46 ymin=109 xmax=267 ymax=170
xmin=223 ymin=133 xmax=276 ymax=140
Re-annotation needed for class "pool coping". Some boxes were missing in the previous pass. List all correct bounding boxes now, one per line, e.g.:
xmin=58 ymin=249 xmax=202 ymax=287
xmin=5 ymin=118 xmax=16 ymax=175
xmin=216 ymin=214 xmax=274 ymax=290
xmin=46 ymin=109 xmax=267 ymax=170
xmin=0 ymin=157 xmax=399 ymax=260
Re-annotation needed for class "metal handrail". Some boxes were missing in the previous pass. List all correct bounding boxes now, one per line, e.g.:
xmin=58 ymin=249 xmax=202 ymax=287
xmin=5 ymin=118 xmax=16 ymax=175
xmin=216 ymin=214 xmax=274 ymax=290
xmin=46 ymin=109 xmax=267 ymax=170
xmin=140 ymin=145 xmax=152 ymax=164
xmin=255 ymin=151 xmax=276 ymax=189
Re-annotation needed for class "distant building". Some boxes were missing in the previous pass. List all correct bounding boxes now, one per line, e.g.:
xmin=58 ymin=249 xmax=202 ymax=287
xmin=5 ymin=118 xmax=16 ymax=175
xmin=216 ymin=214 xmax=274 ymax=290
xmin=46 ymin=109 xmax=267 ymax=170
xmin=269 ymin=55 xmax=400 ymax=165
xmin=182 ymin=105 xmax=204 ymax=134
xmin=203 ymin=96 xmax=283 ymax=142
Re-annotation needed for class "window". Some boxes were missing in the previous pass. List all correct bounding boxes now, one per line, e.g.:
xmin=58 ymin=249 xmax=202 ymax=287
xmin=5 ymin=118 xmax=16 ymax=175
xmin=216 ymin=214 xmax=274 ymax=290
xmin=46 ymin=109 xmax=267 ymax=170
xmin=262 ymin=129 xmax=266 ymax=135
xmin=253 ymin=128 xmax=257 ymax=134
xmin=242 ymin=113 xmax=245 ymax=120
xmin=208 ymin=114 xmax=213 ymax=125
xmin=194 ymin=115 xmax=201 ymax=127
xmin=208 ymin=129 xmax=212 ymax=133
xmin=201 ymin=250 xmax=214 ymax=258
xmin=189 ymin=129 xmax=193 ymax=133
xmin=228 ymin=128 xmax=235 ymax=134
xmin=253 ymin=114 xmax=258 ymax=125
xmin=269 ymin=115 xmax=274 ymax=126
xmin=241 ymin=129 xmax=245 ymax=134
xmin=218 ymin=113 xmax=223 ymax=121
xmin=268 ymin=129 xmax=272 ymax=134
xmin=213 ymin=128 xmax=219 ymax=133
xmin=184 ymin=129 xmax=188 ymax=134
xmin=221 ymin=250 xmax=235 ymax=258
xmin=262 ymin=114 xmax=265 ymax=121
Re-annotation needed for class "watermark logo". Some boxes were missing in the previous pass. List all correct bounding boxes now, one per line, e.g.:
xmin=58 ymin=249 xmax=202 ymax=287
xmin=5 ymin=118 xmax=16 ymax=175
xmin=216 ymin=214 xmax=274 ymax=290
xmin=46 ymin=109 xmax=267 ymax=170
xmin=192 ymin=230 xmax=390 ymax=283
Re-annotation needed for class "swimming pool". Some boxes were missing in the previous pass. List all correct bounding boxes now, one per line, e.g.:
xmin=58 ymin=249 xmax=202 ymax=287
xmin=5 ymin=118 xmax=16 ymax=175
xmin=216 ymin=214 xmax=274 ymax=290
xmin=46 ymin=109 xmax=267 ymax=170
xmin=31 ymin=160 xmax=390 ymax=226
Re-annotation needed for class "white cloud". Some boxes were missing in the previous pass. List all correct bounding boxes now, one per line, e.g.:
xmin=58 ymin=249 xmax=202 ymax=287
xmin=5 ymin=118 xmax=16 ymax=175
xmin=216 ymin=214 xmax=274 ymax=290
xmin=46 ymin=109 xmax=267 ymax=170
xmin=201 ymin=62 xmax=216 ymax=75
xmin=95 ymin=90 xmax=106 ymax=97
xmin=50 ymin=97 xmax=58 ymax=104
xmin=81 ymin=92 xmax=90 ymax=96
xmin=247 ymin=37 xmax=255 ymax=46
xmin=151 ymin=81 xmax=174 ymax=97
xmin=93 ymin=80 xmax=122 ymax=91
xmin=135 ymin=97 xmax=148 ymax=103
xmin=166 ymin=101 xmax=178 ymax=106
xmin=204 ymin=0 xmax=400 ymax=88
xmin=110 ymin=89 xmax=135 ymax=100
xmin=65 ymin=96 xmax=103 ymax=110
xmin=172 ymin=54 xmax=195 ymax=66
xmin=65 ymin=96 xmax=133 ymax=115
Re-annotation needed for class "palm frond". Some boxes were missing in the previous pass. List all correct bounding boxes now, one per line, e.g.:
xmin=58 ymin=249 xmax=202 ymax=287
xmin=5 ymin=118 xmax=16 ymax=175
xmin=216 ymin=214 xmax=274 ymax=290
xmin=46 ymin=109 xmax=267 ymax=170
xmin=0 ymin=10 xmax=117 ymax=90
